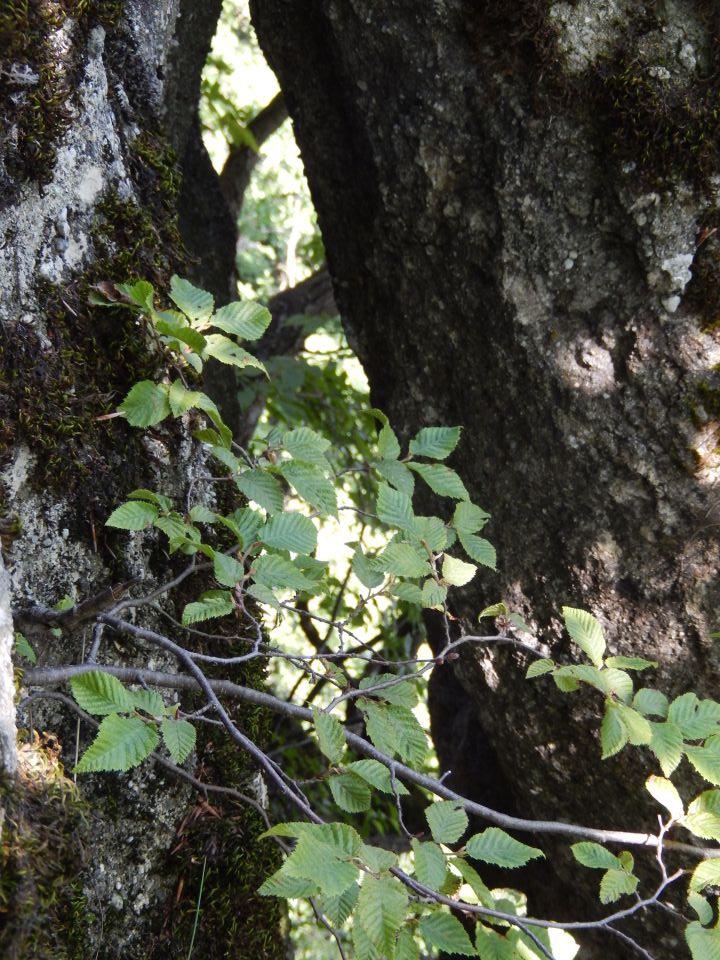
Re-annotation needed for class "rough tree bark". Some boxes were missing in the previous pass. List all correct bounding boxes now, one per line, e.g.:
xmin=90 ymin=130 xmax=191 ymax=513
xmin=251 ymin=1 xmax=720 ymax=954
xmin=0 ymin=3 xmax=283 ymax=958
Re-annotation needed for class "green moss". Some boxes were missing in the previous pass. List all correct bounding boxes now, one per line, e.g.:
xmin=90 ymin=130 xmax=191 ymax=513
xmin=0 ymin=0 xmax=122 ymax=194
xmin=696 ymin=378 xmax=720 ymax=420
xmin=0 ymin=127 xmax=186 ymax=511
xmin=0 ymin=735 xmax=91 ymax=960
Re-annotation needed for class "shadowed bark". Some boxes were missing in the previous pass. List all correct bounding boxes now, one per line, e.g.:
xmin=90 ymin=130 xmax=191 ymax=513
xmin=251 ymin=1 xmax=720 ymax=954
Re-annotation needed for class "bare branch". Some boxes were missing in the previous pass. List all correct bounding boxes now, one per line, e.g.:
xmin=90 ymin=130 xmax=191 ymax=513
xmin=25 ymin=649 xmax=719 ymax=859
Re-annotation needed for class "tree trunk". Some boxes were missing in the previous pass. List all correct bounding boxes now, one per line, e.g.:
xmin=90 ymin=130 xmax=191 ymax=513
xmin=0 ymin=3 xmax=282 ymax=957
xmin=251 ymin=1 xmax=720 ymax=953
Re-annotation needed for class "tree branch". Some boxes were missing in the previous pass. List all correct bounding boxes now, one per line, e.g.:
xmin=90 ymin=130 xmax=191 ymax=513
xmin=219 ymin=92 xmax=288 ymax=220
xmin=24 ymin=650 xmax=718 ymax=859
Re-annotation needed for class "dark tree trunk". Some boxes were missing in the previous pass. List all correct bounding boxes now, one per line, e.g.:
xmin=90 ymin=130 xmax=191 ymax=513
xmin=252 ymin=1 xmax=720 ymax=954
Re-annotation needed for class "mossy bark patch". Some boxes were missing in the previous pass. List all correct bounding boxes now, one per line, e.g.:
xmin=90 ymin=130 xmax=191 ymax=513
xmin=0 ymin=0 xmax=123 ymax=198
xmin=0 ymin=735 xmax=91 ymax=960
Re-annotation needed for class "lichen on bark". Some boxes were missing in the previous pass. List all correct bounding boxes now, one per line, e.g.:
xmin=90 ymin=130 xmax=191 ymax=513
xmin=0 ymin=3 xmax=283 ymax=956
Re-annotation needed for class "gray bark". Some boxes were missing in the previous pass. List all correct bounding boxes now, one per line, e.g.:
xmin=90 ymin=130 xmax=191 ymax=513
xmin=0 ymin=3 xmax=281 ymax=957
xmin=251 ymin=1 xmax=720 ymax=954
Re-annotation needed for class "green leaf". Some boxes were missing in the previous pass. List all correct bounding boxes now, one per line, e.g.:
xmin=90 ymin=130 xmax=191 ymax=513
xmin=412 ymin=839 xmax=447 ymax=891
xmin=605 ymin=655 xmax=657 ymax=671
xmin=690 ymin=859 xmax=720 ymax=893
xmin=219 ymin=507 xmax=264 ymax=549
xmin=75 ymin=714 xmax=159 ymax=772
xmin=599 ymin=868 xmax=639 ymax=904
xmin=668 ymin=700 xmax=720 ymax=740
xmin=236 ymin=469 xmax=285 ymax=514
xmin=318 ymin=883 xmax=359 ymax=926
xmin=375 ymin=458 xmax=415 ymax=495
xmin=645 ymin=775 xmax=684 ymax=819
xmin=128 ymin=488 xmax=173 ymax=511
xmin=353 ymin=918 xmax=381 ymax=960
xmin=119 ymin=380 xmax=171 ymax=427
xmin=689 ymin=789 xmax=720 ymax=814
xmin=408 ymin=462 xmax=469 ymax=500
xmin=553 ymin=672 xmax=580 ymax=693
xmin=476 ymin=925 xmax=517 ymax=959
xmin=212 ymin=300 xmax=272 ymax=340
xmin=213 ymin=552 xmax=245 ymax=587
xmin=167 ymin=380 xmax=206 ymax=417
xmin=412 ymin=515 xmax=448 ymax=552
xmin=570 ymin=842 xmax=620 ymax=870
xmin=380 ymin=542 xmax=431 ymax=578
xmin=475 ymin=923 xmax=516 ymax=960
xmin=670 ymin=695 xmax=720 ymax=740
xmin=153 ymin=514 xmax=189 ymax=543
xmin=361 ymin=701 xmax=428 ymax=765
xmin=246 ymin=583 xmax=282 ymax=611
xmin=603 ymin=668 xmax=634 ymax=703
xmin=688 ymin=893 xmax=714 ymax=927
xmin=633 ymin=688 xmax=669 ymax=718
xmin=686 ymin=739 xmax=720 ymax=786
xmin=119 ymin=278 xmax=154 ymax=309
xmin=189 ymin=505 xmax=217 ymax=523
xmin=284 ymin=835 xmax=359 ymax=898
xmin=686 ymin=921 xmax=720 ymax=960
xmin=409 ymin=426 xmax=462 ymax=460
xmin=449 ymin=858 xmax=493 ymax=906
xmin=649 ymin=720 xmax=684 ymax=776
xmin=458 ymin=532 xmax=496 ymax=568
xmin=425 ymin=801 xmax=469 ymax=845
xmin=422 ymin=578 xmax=448 ymax=609
xmin=480 ymin=603 xmax=508 ymax=621
xmin=351 ymin=546 xmax=386 ymax=590
xmin=453 ymin=501 xmax=490 ymax=535
xmin=329 ymin=772 xmax=372 ymax=812
xmin=554 ymin=663 xmax=609 ymax=695
xmin=203 ymin=335 xmax=267 ymax=373
xmin=613 ymin=703 xmax=652 ymax=744
xmin=14 ymin=632 xmax=36 ymax=664
xmin=283 ymin=427 xmax=332 ymax=469
xmin=441 ymin=554 xmax=477 ymax=587
xmin=279 ymin=461 xmax=338 ymax=516
xmin=600 ymin=702 xmax=629 ymax=758
xmin=378 ymin=423 xmax=401 ymax=460
xmin=360 ymin=843 xmax=397 ymax=872
xmin=181 ymin=592 xmax=234 ymax=625
xmin=161 ymin=718 xmax=196 ymax=764
xmin=526 ymin=659 xmax=555 ymax=679
xmin=258 ymin=869 xmax=318 ymax=899
xmin=131 ymin=689 xmax=165 ymax=717
xmin=106 ymin=500 xmax=158 ymax=530
xmin=155 ymin=316 xmax=207 ymax=355
xmin=345 ymin=759 xmax=409 ymax=795
xmin=261 ymin=512 xmax=317 ymax=555
xmin=391 ymin=582 xmax=424 ymax=605
xmin=683 ymin=811 xmax=720 ymax=841
xmin=70 ymin=671 xmax=135 ymax=715
xmin=252 ymin=555 xmax=318 ymax=593
xmin=359 ymin=673 xmax=418 ymax=708
xmin=376 ymin=483 xmax=415 ymax=531
xmin=466 ymin=828 xmax=543 ymax=868
xmin=312 ymin=707 xmax=346 ymax=763
xmin=169 ymin=275 xmax=213 ymax=320
xmin=562 ymin=606 xmax=606 ymax=667
xmin=396 ymin=928 xmax=420 ymax=960
xmin=419 ymin=911 xmax=476 ymax=956
xmin=357 ymin=876 xmax=408 ymax=956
